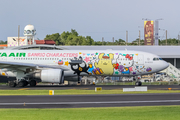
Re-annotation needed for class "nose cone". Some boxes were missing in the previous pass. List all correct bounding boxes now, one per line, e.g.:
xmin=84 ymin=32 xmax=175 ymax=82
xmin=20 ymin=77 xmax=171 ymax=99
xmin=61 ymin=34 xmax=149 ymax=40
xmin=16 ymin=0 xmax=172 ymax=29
xmin=160 ymin=60 xmax=169 ymax=70
xmin=165 ymin=61 xmax=169 ymax=69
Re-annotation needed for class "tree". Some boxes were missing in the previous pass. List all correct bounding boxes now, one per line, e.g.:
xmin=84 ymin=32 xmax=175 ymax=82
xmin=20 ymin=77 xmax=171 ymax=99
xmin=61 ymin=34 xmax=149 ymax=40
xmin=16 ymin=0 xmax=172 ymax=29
xmin=44 ymin=29 xmax=96 ymax=45
xmin=85 ymin=36 xmax=94 ymax=45
xmin=132 ymin=38 xmax=144 ymax=45
xmin=0 ymin=40 xmax=7 ymax=44
xmin=159 ymin=38 xmax=179 ymax=45
xmin=44 ymin=33 xmax=62 ymax=45
xmin=115 ymin=39 xmax=125 ymax=45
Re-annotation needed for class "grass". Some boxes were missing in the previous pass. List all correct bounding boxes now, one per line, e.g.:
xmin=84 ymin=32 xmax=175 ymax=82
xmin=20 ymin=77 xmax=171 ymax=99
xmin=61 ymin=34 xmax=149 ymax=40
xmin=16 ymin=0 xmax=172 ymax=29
xmin=0 ymin=89 xmax=180 ymax=95
xmin=0 ymin=106 xmax=180 ymax=120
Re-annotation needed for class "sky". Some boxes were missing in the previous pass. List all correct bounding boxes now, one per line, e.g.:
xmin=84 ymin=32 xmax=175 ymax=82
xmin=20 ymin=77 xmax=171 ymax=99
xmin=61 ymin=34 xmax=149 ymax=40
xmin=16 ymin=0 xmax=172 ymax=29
xmin=0 ymin=0 xmax=180 ymax=42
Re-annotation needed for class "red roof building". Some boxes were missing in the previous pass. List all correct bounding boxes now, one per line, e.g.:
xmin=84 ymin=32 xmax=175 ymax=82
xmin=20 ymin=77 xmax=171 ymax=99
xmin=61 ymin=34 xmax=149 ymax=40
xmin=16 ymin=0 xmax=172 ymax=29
xmin=35 ymin=40 xmax=56 ymax=45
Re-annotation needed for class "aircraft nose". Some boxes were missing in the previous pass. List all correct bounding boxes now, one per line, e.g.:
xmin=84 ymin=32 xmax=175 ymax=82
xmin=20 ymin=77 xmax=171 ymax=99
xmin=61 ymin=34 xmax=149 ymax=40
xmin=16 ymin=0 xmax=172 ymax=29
xmin=161 ymin=60 xmax=169 ymax=70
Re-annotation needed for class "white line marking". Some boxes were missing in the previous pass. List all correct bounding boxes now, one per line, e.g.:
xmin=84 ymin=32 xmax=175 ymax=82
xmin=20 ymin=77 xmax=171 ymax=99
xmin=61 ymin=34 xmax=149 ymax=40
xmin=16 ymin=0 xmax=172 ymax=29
xmin=1 ymin=100 xmax=180 ymax=105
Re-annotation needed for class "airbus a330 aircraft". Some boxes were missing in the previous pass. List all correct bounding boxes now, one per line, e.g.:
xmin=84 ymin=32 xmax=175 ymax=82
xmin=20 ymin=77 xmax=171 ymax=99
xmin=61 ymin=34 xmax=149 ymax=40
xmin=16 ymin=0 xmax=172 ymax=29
xmin=0 ymin=49 xmax=168 ymax=87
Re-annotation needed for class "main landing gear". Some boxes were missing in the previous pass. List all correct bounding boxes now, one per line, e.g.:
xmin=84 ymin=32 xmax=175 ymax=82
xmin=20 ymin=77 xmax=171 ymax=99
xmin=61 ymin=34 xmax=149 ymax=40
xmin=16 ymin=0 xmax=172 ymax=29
xmin=18 ymin=80 xmax=28 ymax=87
xmin=29 ymin=80 xmax=36 ymax=87
xmin=8 ymin=80 xmax=37 ymax=87
xmin=9 ymin=81 xmax=17 ymax=87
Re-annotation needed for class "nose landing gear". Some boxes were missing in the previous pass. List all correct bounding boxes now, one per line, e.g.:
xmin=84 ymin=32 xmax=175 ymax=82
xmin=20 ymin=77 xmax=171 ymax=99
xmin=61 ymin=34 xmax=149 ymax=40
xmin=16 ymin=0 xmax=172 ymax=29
xmin=133 ymin=76 xmax=142 ymax=86
xmin=135 ymin=81 xmax=142 ymax=86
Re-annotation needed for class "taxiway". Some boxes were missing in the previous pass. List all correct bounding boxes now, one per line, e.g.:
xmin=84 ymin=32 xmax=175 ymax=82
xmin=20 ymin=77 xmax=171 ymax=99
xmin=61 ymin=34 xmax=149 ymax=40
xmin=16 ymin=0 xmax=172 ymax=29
xmin=0 ymin=93 xmax=180 ymax=108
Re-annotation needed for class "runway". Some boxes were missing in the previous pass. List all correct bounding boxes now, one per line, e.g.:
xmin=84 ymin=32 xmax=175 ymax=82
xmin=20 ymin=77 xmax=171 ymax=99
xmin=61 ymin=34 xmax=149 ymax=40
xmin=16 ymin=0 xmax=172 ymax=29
xmin=1 ymin=93 xmax=180 ymax=108
xmin=0 ymin=85 xmax=180 ymax=90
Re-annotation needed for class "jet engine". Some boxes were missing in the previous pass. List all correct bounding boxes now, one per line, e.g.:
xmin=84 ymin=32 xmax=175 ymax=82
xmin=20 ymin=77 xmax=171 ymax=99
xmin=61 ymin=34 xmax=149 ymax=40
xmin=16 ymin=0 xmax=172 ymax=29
xmin=35 ymin=69 xmax=64 ymax=83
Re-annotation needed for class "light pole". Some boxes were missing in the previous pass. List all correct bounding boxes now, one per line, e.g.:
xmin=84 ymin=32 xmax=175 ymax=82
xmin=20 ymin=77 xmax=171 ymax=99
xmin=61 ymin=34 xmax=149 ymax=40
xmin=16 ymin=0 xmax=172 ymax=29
xmin=138 ymin=26 xmax=144 ymax=45
xmin=154 ymin=18 xmax=163 ymax=45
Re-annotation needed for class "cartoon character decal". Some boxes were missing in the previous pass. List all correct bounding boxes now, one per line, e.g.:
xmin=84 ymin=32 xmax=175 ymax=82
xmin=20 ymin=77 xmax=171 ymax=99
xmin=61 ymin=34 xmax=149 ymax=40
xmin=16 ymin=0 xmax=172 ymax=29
xmin=94 ymin=53 xmax=114 ymax=75
xmin=113 ymin=54 xmax=133 ymax=74
xmin=58 ymin=60 xmax=63 ymax=65
xmin=69 ymin=57 xmax=90 ymax=76
xmin=62 ymin=52 xmax=152 ymax=76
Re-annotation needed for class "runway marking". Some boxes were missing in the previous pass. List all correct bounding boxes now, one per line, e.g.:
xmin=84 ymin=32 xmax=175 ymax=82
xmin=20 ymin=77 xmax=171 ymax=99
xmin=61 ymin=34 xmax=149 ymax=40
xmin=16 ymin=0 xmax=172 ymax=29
xmin=1 ymin=100 xmax=180 ymax=105
xmin=18 ymin=88 xmax=29 ymax=90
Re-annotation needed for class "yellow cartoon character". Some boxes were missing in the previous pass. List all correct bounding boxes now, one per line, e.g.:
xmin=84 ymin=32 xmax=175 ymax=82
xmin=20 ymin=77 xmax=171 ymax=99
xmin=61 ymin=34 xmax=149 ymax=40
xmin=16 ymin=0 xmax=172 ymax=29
xmin=95 ymin=53 xmax=114 ymax=75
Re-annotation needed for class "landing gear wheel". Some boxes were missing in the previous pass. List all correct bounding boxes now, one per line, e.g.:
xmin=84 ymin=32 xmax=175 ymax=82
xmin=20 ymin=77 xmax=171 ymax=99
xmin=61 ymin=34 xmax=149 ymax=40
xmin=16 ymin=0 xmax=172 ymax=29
xmin=22 ymin=80 xmax=28 ymax=86
xmin=30 ymin=80 xmax=36 ymax=87
xmin=18 ymin=80 xmax=28 ymax=87
xmin=9 ymin=81 xmax=16 ymax=87
xmin=18 ymin=81 xmax=25 ymax=87
xmin=135 ymin=81 xmax=142 ymax=86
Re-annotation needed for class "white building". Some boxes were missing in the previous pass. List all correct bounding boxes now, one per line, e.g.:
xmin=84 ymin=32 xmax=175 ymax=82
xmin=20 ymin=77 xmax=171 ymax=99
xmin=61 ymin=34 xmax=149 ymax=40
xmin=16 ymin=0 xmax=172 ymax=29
xmin=7 ymin=24 xmax=36 ymax=47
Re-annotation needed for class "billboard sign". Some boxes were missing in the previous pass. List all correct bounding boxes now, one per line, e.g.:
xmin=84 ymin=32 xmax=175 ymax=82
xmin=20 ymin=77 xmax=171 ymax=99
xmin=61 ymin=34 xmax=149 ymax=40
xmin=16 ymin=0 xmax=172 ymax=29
xmin=144 ymin=21 xmax=154 ymax=45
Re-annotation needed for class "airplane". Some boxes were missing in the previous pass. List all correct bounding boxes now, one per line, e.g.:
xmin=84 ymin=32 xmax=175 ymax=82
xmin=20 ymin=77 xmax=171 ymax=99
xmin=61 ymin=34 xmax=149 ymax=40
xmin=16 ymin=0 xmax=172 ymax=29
xmin=0 ymin=49 xmax=169 ymax=87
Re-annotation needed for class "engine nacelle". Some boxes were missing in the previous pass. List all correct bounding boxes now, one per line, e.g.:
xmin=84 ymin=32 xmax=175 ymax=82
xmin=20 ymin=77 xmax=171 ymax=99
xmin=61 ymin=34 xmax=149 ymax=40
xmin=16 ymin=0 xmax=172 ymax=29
xmin=40 ymin=69 xmax=64 ymax=83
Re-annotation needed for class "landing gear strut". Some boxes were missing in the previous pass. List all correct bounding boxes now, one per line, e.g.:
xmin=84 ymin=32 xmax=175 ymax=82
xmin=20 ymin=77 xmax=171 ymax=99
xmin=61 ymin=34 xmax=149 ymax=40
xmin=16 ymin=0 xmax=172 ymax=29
xmin=78 ymin=76 xmax=80 ymax=84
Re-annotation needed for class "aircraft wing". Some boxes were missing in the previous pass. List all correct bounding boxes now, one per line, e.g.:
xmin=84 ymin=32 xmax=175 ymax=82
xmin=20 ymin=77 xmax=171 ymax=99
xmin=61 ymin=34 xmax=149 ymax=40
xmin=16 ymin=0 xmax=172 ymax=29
xmin=0 ymin=61 xmax=70 ymax=71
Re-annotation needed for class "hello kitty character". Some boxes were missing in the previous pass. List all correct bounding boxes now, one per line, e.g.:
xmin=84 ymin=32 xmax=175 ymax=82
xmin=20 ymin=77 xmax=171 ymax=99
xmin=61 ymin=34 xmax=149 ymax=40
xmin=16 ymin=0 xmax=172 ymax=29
xmin=115 ymin=54 xmax=134 ymax=74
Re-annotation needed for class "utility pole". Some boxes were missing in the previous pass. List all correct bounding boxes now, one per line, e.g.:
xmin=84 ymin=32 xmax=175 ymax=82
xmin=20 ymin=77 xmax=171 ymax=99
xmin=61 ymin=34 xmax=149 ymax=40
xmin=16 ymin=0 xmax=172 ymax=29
xmin=139 ymin=30 xmax=140 ymax=45
xmin=18 ymin=25 xmax=20 ymax=46
xmin=166 ymin=30 xmax=167 ymax=45
xmin=112 ymin=37 xmax=114 ymax=43
xmin=126 ymin=31 xmax=128 ymax=46
xmin=102 ymin=37 xmax=104 ymax=45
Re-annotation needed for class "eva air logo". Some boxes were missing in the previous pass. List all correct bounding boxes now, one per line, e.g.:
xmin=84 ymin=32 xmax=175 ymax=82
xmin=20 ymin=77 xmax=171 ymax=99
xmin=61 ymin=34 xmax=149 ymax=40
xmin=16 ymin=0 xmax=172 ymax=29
xmin=0 ymin=53 xmax=26 ymax=57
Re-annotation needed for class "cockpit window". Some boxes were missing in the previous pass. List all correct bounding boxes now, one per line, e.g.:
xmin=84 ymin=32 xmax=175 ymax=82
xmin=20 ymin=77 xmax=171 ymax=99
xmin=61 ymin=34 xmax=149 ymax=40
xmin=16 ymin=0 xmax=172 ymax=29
xmin=153 ymin=58 xmax=159 ymax=61
xmin=153 ymin=57 xmax=163 ymax=61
